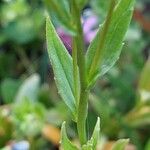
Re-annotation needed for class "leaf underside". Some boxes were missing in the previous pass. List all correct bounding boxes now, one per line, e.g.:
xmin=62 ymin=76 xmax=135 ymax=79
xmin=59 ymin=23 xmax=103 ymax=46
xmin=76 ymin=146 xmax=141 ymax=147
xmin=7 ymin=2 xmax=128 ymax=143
xmin=46 ymin=17 xmax=77 ymax=119
xmin=86 ymin=0 xmax=135 ymax=88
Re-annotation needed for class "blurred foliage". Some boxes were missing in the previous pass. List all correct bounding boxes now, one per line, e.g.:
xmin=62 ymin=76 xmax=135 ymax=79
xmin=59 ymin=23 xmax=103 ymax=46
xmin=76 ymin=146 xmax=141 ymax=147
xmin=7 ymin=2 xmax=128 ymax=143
xmin=0 ymin=0 xmax=44 ymax=44
xmin=0 ymin=0 xmax=150 ymax=149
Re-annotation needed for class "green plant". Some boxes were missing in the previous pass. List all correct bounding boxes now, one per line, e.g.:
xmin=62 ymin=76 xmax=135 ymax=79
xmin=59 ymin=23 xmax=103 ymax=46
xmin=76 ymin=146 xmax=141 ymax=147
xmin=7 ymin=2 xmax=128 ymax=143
xmin=46 ymin=0 xmax=135 ymax=149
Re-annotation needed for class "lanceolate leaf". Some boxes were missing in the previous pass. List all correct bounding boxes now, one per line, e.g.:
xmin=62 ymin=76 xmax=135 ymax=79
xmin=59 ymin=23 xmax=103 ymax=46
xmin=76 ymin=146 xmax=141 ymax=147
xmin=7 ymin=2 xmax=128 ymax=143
xmin=86 ymin=0 xmax=135 ymax=88
xmin=82 ymin=117 xmax=100 ymax=150
xmin=112 ymin=139 xmax=129 ymax=150
xmin=46 ymin=17 xmax=77 ymax=119
xmin=61 ymin=122 xmax=78 ymax=150
xmin=90 ymin=117 xmax=100 ymax=149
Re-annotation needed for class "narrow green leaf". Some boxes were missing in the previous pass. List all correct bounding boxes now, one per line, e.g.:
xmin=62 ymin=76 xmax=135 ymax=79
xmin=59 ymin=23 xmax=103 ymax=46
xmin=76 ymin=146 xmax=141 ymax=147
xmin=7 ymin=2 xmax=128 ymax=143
xmin=112 ymin=139 xmax=129 ymax=150
xmin=86 ymin=0 xmax=135 ymax=88
xmin=46 ymin=17 xmax=77 ymax=119
xmin=87 ymin=0 xmax=116 ymax=87
xmin=90 ymin=117 xmax=100 ymax=149
xmin=44 ymin=0 xmax=76 ymax=35
xmin=82 ymin=117 xmax=100 ymax=150
xmin=61 ymin=122 xmax=78 ymax=150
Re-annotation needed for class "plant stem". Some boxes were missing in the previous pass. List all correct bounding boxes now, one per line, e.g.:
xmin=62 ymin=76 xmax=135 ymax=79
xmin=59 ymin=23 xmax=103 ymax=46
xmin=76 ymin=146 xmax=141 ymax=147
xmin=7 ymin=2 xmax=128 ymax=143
xmin=77 ymin=89 xmax=89 ymax=145
xmin=71 ymin=0 xmax=88 ymax=145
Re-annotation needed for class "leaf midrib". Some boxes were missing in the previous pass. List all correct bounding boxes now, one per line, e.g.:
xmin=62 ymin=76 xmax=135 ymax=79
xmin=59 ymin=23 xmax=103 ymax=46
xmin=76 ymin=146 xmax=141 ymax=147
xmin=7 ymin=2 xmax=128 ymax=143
xmin=52 ymin=32 xmax=76 ymax=105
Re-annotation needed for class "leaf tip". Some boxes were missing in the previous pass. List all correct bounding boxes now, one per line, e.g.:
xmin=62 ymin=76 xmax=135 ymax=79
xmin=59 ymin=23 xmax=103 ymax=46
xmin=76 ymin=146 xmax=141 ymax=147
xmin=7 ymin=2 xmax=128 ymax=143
xmin=46 ymin=15 xmax=50 ymax=31
xmin=61 ymin=121 xmax=66 ymax=132
xmin=96 ymin=117 xmax=100 ymax=130
xmin=60 ymin=121 xmax=66 ymax=142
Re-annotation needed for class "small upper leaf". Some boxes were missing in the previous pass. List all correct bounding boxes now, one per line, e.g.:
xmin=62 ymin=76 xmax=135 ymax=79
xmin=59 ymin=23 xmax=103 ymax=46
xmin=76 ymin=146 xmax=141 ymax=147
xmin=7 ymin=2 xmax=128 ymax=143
xmin=82 ymin=117 xmax=100 ymax=150
xmin=90 ymin=117 xmax=100 ymax=149
xmin=61 ymin=122 xmax=78 ymax=150
xmin=112 ymin=139 xmax=129 ymax=150
xmin=86 ymin=0 xmax=135 ymax=88
xmin=46 ymin=17 xmax=77 ymax=119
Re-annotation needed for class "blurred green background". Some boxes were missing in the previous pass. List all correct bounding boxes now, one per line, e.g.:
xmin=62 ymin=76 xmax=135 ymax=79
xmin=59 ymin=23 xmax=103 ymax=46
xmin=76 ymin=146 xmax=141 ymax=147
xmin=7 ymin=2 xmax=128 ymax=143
xmin=0 ymin=0 xmax=150 ymax=150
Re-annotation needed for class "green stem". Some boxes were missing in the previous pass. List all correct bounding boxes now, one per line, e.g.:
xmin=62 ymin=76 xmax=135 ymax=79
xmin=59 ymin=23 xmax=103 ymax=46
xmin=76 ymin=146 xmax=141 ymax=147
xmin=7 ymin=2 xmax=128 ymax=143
xmin=71 ymin=0 xmax=88 ymax=145
xmin=77 ymin=89 xmax=89 ymax=145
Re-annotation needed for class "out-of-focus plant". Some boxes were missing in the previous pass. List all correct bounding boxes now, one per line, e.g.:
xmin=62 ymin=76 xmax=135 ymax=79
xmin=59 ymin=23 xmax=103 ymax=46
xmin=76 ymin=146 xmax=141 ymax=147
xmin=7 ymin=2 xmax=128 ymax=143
xmin=125 ymin=58 xmax=150 ymax=127
xmin=0 ymin=74 xmax=64 ymax=149
xmin=0 ymin=0 xmax=44 ymax=44
xmin=46 ymin=0 xmax=135 ymax=149
xmin=0 ymin=78 xmax=21 ymax=104
xmin=12 ymin=99 xmax=45 ymax=139
xmin=0 ymin=106 xmax=13 ymax=148
xmin=89 ymin=58 xmax=150 ymax=149
xmin=0 ymin=74 xmax=46 ymax=149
